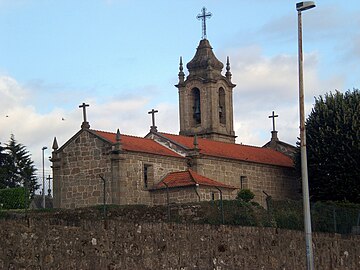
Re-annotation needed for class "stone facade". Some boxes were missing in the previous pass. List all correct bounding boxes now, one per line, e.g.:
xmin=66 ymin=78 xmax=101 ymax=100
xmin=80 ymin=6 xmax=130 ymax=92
xmin=194 ymin=156 xmax=298 ymax=206
xmin=151 ymin=186 xmax=234 ymax=205
xmin=1 ymin=218 xmax=359 ymax=269
xmin=115 ymin=152 xmax=187 ymax=205
xmin=52 ymin=128 xmax=298 ymax=208
xmin=52 ymin=130 xmax=189 ymax=208
xmin=52 ymin=131 xmax=113 ymax=209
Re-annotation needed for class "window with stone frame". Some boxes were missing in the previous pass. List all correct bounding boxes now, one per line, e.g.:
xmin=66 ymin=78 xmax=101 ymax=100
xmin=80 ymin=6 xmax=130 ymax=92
xmin=143 ymin=164 xmax=153 ymax=189
xmin=192 ymin=88 xmax=201 ymax=124
xmin=219 ymin=87 xmax=226 ymax=124
xmin=240 ymin=175 xmax=248 ymax=189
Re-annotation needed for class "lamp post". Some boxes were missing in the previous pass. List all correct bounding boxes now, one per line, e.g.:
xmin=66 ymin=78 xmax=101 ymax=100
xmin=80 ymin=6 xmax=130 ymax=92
xmin=42 ymin=146 xmax=47 ymax=208
xmin=296 ymin=2 xmax=315 ymax=269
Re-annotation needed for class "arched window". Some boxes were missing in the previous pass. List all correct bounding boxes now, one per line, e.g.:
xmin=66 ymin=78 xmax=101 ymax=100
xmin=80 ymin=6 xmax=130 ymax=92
xmin=219 ymin=88 xmax=226 ymax=124
xmin=192 ymin=88 xmax=201 ymax=124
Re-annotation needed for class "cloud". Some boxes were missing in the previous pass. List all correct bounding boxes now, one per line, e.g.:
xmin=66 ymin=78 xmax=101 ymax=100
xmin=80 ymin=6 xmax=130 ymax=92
xmin=0 ymin=74 xmax=178 ymax=190
xmin=0 ymin=75 xmax=28 ymax=110
xmin=220 ymin=45 xmax=345 ymax=146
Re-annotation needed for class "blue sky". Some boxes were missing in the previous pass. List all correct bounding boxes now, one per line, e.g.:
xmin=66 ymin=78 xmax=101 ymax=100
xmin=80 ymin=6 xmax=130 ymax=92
xmin=0 ymin=0 xmax=359 ymax=191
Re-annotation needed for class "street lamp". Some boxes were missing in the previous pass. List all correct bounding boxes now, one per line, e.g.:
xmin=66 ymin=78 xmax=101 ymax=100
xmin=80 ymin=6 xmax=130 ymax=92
xmin=296 ymin=2 xmax=315 ymax=270
xmin=42 ymin=146 xmax=47 ymax=208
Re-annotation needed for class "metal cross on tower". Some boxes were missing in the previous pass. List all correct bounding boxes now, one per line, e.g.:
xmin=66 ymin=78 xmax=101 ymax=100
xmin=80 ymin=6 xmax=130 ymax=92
xmin=148 ymin=109 xmax=158 ymax=132
xmin=197 ymin=7 xmax=212 ymax=40
xmin=79 ymin=102 xmax=90 ymax=129
xmin=268 ymin=111 xmax=279 ymax=132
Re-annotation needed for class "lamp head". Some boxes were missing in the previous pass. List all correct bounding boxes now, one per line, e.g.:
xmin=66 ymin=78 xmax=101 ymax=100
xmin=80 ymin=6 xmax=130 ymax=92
xmin=42 ymin=146 xmax=48 ymax=150
xmin=296 ymin=1 xmax=316 ymax=12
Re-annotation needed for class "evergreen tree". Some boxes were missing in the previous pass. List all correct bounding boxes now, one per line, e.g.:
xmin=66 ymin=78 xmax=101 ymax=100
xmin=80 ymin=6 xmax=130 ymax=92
xmin=2 ymin=135 xmax=39 ymax=195
xmin=0 ymin=142 xmax=10 ymax=189
xmin=296 ymin=89 xmax=360 ymax=203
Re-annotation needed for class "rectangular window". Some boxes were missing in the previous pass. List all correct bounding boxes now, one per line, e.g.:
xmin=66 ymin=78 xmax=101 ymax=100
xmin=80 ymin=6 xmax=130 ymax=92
xmin=240 ymin=176 xmax=247 ymax=189
xmin=143 ymin=164 xmax=153 ymax=189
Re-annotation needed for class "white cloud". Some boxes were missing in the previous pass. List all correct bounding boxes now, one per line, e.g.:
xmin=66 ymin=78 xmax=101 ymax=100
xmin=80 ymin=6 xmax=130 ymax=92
xmin=0 ymin=75 xmax=28 ymax=111
xmin=0 ymin=74 xmax=179 ymax=193
xmin=0 ymin=75 xmax=150 ymax=189
xmin=223 ymin=46 xmax=345 ymax=146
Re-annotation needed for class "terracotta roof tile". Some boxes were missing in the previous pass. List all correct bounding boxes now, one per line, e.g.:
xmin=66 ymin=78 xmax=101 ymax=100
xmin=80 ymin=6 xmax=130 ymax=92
xmin=92 ymin=130 xmax=183 ymax=158
xmin=159 ymin=133 xmax=294 ymax=167
xmin=155 ymin=169 xmax=237 ymax=190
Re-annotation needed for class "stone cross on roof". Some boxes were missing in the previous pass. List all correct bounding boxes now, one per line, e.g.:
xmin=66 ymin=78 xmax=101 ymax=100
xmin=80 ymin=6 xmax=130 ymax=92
xmin=148 ymin=109 xmax=158 ymax=132
xmin=79 ymin=102 xmax=90 ymax=129
xmin=197 ymin=7 xmax=212 ymax=40
xmin=268 ymin=111 xmax=279 ymax=132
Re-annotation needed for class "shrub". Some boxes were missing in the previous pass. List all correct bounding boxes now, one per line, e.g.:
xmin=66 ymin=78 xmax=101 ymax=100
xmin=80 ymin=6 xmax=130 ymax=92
xmin=236 ymin=189 xmax=255 ymax=202
xmin=0 ymin=187 xmax=29 ymax=209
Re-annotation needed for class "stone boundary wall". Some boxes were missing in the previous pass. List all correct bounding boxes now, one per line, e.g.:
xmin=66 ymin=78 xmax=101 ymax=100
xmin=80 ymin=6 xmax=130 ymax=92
xmin=0 ymin=218 xmax=359 ymax=269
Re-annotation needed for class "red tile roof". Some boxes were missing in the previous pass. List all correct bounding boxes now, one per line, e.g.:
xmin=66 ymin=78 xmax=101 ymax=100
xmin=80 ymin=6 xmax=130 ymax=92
xmin=92 ymin=130 xmax=183 ymax=158
xmin=159 ymin=133 xmax=294 ymax=167
xmin=154 ymin=169 xmax=237 ymax=190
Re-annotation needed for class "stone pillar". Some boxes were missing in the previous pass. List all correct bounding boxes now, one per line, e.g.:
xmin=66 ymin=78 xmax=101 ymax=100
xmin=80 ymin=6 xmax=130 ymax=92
xmin=110 ymin=144 xmax=125 ymax=205
xmin=51 ymin=152 xmax=62 ymax=208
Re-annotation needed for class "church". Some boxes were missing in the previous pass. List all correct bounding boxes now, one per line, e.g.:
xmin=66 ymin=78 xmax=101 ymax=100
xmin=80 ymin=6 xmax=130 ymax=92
xmin=51 ymin=8 xmax=299 ymax=209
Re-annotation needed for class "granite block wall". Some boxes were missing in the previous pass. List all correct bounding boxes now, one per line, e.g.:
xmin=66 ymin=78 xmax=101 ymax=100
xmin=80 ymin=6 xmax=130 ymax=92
xmin=0 ymin=218 xmax=359 ymax=269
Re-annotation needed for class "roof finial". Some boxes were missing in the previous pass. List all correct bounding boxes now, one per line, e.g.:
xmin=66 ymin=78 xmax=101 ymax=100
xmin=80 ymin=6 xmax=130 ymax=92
xmin=197 ymin=7 xmax=212 ymax=40
xmin=178 ymin=56 xmax=185 ymax=83
xmin=52 ymin=137 xmax=58 ymax=150
xmin=79 ymin=102 xmax=90 ymax=129
xmin=225 ymin=56 xmax=232 ymax=80
xmin=113 ymin=128 xmax=122 ymax=153
xmin=148 ymin=109 xmax=159 ymax=132
xmin=116 ymin=128 xmax=121 ymax=142
xmin=268 ymin=111 xmax=279 ymax=141
xmin=268 ymin=111 xmax=279 ymax=132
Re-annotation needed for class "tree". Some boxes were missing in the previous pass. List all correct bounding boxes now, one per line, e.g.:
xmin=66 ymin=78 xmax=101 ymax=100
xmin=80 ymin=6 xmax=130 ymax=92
xmin=1 ymin=135 xmax=39 ymax=195
xmin=0 ymin=143 xmax=10 ymax=189
xmin=297 ymin=89 xmax=360 ymax=203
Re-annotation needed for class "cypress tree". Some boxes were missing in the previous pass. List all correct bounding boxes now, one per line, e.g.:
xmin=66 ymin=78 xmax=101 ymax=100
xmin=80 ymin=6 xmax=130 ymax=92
xmin=297 ymin=89 xmax=360 ymax=202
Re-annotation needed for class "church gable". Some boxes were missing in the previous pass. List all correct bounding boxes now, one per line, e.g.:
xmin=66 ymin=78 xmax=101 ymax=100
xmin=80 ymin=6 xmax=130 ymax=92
xmin=262 ymin=111 xmax=297 ymax=157
xmin=52 ymin=130 xmax=113 ymax=209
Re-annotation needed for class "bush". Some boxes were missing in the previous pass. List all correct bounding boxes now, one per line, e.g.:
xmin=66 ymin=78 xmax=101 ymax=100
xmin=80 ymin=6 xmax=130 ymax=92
xmin=311 ymin=201 xmax=360 ymax=234
xmin=271 ymin=200 xmax=303 ymax=230
xmin=0 ymin=187 xmax=29 ymax=209
xmin=236 ymin=189 xmax=255 ymax=202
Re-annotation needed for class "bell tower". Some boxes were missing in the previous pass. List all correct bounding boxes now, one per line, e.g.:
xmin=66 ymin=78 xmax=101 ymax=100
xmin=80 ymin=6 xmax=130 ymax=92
xmin=176 ymin=8 xmax=236 ymax=143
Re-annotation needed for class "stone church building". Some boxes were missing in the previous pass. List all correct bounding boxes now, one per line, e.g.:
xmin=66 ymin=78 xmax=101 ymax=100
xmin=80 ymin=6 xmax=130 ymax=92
xmin=51 ymin=21 xmax=298 ymax=209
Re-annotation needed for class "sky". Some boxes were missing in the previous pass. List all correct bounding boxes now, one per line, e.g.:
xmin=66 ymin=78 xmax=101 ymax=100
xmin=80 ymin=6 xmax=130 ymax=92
xmin=0 ymin=0 xmax=359 ymax=192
